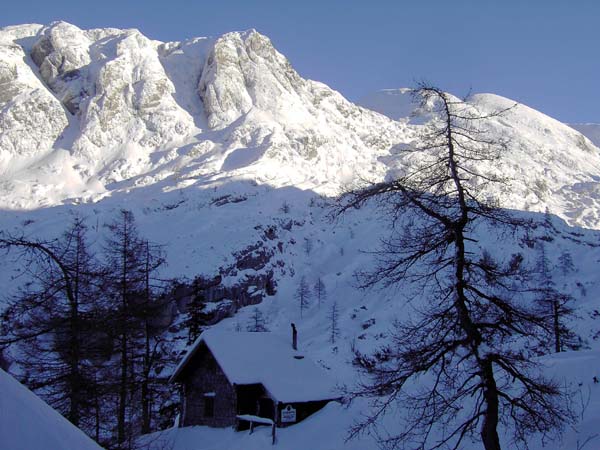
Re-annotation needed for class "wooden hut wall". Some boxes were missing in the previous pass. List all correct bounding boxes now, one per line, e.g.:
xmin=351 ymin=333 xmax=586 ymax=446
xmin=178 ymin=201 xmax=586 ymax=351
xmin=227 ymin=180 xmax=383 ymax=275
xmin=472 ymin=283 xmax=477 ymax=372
xmin=180 ymin=344 xmax=237 ymax=427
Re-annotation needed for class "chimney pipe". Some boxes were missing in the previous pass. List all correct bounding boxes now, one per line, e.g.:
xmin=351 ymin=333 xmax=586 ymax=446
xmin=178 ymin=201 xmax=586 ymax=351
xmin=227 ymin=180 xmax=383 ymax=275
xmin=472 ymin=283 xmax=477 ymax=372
xmin=291 ymin=323 xmax=297 ymax=351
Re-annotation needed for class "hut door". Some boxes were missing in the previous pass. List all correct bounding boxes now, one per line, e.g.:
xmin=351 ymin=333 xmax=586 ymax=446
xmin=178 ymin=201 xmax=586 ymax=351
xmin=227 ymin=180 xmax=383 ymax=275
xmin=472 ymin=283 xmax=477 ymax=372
xmin=237 ymin=384 xmax=264 ymax=415
xmin=258 ymin=397 xmax=274 ymax=420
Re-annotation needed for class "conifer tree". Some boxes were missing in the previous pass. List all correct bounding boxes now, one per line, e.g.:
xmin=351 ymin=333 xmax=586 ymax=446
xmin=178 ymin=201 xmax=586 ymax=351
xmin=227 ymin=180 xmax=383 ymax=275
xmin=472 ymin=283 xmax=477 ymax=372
xmin=103 ymin=210 xmax=172 ymax=446
xmin=294 ymin=276 xmax=311 ymax=318
xmin=1 ymin=213 xmax=175 ymax=447
xmin=103 ymin=210 xmax=145 ymax=448
xmin=536 ymin=242 xmax=577 ymax=353
xmin=558 ymin=250 xmax=575 ymax=277
xmin=137 ymin=239 xmax=169 ymax=434
xmin=328 ymin=301 xmax=340 ymax=344
xmin=314 ymin=277 xmax=327 ymax=309
xmin=185 ymin=277 xmax=208 ymax=344
xmin=247 ymin=307 xmax=268 ymax=332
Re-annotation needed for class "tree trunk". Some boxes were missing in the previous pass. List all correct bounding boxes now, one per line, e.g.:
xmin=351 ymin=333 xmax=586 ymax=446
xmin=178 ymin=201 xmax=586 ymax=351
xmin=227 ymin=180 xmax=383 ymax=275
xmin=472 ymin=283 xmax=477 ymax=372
xmin=452 ymin=189 xmax=501 ymax=450
xmin=553 ymin=300 xmax=561 ymax=353
xmin=67 ymin=242 xmax=82 ymax=426
xmin=480 ymin=359 xmax=502 ymax=450
xmin=68 ymin=297 xmax=81 ymax=426
xmin=141 ymin=340 xmax=150 ymax=434
xmin=94 ymin=375 xmax=100 ymax=443
xmin=141 ymin=241 xmax=151 ymax=434
xmin=117 ymin=223 xmax=129 ymax=448
xmin=118 ymin=332 xmax=127 ymax=447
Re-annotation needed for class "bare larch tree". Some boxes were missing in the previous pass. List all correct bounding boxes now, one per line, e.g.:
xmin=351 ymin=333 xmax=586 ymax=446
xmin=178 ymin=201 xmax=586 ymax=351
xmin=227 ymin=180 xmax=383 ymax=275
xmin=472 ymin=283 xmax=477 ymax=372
xmin=0 ymin=217 xmax=103 ymax=429
xmin=337 ymin=84 xmax=571 ymax=450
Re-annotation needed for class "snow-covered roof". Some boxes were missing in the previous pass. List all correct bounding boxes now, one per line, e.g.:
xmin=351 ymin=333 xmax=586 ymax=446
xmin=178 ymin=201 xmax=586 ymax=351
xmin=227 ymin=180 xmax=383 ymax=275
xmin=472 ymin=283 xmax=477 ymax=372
xmin=0 ymin=369 xmax=103 ymax=450
xmin=170 ymin=329 xmax=338 ymax=403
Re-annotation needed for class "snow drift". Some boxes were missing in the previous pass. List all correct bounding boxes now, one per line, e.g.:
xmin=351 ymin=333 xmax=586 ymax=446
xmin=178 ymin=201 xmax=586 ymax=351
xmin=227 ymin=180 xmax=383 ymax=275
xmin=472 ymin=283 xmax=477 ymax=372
xmin=0 ymin=369 xmax=103 ymax=450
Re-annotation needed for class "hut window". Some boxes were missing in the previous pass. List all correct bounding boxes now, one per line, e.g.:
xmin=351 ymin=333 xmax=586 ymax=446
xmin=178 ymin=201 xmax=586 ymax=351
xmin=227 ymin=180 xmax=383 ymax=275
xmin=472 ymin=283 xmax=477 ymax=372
xmin=204 ymin=394 xmax=215 ymax=417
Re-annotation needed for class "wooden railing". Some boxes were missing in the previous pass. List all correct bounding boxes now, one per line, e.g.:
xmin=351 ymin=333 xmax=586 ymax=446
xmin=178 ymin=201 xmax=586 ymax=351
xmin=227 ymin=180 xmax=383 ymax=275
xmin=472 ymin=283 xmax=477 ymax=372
xmin=236 ymin=414 xmax=276 ymax=445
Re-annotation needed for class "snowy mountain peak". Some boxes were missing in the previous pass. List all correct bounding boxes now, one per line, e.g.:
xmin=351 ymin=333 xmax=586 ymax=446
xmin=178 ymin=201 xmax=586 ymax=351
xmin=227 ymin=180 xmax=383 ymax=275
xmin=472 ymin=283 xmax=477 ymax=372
xmin=31 ymin=22 xmax=92 ymax=116
xmin=0 ymin=22 xmax=416 ymax=207
xmin=0 ymin=22 xmax=600 ymax=229
xmin=199 ymin=29 xmax=304 ymax=130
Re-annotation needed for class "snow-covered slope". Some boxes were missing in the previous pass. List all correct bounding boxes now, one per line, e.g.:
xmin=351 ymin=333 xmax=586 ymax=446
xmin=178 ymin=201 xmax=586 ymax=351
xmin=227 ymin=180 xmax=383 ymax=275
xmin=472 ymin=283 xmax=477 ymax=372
xmin=0 ymin=369 xmax=103 ymax=450
xmin=467 ymin=94 xmax=600 ymax=224
xmin=360 ymin=89 xmax=600 ymax=227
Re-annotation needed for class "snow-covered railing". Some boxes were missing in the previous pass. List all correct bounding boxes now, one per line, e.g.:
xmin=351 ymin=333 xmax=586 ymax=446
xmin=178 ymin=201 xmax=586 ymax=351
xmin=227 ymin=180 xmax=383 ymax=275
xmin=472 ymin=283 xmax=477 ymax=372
xmin=236 ymin=414 xmax=276 ymax=445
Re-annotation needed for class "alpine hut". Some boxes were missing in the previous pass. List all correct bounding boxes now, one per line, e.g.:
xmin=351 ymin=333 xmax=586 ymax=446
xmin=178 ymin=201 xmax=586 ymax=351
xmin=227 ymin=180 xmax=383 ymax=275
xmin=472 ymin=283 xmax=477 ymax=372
xmin=170 ymin=328 xmax=338 ymax=430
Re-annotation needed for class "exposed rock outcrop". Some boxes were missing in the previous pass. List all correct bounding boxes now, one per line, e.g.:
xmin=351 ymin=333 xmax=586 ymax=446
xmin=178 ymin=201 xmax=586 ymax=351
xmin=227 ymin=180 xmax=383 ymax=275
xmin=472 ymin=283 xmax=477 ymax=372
xmin=31 ymin=22 xmax=92 ymax=114
xmin=0 ymin=26 xmax=68 ymax=165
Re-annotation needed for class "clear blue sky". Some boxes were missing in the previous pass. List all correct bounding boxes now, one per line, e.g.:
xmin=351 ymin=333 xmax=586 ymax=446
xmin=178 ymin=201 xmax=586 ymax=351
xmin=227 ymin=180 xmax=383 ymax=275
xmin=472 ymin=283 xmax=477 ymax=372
xmin=2 ymin=0 xmax=599 ymax=122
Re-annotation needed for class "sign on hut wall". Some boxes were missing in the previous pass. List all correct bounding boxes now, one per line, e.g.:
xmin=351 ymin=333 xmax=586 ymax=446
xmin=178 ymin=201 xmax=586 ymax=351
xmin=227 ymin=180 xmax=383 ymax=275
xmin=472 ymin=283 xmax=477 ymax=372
xmin=281 ymin=405 xmax=296 ymax=423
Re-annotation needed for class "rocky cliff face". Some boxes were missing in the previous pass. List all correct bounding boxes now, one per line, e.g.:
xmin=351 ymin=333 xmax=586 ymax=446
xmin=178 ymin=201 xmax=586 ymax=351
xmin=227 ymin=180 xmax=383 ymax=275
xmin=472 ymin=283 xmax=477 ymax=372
xmin=0 ymin=25 xmax=68 ymax=168
xmin=29 ymin=22 xmax=197 ymax=182
xmin=0 ymin=22 xmax=412 ymax=208
xmin=30 ymin=21 xmax=92 ymax=115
